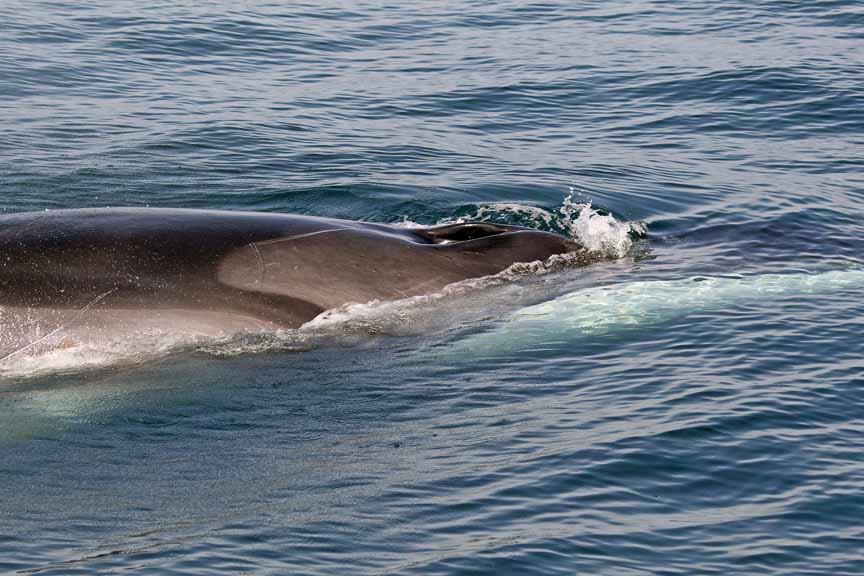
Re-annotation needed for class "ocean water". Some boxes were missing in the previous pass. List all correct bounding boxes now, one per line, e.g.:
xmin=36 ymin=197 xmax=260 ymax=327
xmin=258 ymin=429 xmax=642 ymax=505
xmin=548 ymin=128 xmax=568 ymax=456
xmin=1 ymin=0 xmax=863 ymax=574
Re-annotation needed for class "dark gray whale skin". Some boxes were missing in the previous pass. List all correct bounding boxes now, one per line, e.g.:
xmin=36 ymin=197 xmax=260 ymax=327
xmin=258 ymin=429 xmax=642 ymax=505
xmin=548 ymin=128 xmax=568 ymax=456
xmin=0 ymin=208 xmax=581 ymax=329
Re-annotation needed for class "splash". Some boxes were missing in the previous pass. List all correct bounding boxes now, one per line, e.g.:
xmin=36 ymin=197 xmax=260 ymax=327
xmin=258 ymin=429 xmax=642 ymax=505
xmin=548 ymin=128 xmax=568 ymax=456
xmin=560 ymin=188 xmax=647 ymax=258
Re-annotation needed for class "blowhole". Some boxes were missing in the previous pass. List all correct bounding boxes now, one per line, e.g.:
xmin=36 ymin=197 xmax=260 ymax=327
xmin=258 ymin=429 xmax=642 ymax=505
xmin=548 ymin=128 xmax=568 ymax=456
xmin=418 ymin=223 xmax=514 ymax=244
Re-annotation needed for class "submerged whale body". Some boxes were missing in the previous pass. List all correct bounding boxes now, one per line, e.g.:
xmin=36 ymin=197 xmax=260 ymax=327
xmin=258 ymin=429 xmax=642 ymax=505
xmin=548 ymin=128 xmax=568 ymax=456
xmin=0 ymin=208 xmax=582 ymax=362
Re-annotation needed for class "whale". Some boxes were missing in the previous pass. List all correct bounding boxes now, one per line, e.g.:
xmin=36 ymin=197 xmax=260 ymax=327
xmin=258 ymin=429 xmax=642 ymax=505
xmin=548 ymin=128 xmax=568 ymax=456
xmin=443 ymin=268 xmax=864 ymax=357
xmin=0 ymin=207 xmax=584 ymax=364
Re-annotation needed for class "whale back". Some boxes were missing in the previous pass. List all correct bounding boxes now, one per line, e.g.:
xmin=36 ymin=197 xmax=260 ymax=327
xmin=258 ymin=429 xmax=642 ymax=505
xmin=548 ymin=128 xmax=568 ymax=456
xmin=0 ymin=208 xmax=580 ymax=330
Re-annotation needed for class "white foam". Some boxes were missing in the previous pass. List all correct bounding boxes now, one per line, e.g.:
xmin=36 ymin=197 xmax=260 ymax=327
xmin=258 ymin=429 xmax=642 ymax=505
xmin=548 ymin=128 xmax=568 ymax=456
xmin=560 ymin=189 xmax=647 ymax=258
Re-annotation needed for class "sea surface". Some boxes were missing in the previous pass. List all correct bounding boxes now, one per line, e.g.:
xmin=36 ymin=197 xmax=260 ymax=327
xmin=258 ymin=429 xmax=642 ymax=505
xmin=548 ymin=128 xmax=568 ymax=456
xmin=1 ymin=1 xmax=863 ymax=574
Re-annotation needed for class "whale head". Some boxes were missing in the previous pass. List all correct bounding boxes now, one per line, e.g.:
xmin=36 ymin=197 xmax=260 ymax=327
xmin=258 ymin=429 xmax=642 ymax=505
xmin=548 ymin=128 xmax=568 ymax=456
xmin=217 ymin=221 xmax=583 ymax=318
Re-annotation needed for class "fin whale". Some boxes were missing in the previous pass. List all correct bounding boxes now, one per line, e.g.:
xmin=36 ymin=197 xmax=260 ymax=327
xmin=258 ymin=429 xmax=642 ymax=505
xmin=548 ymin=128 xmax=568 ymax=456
xmin=0 ymin=208 xmax=582 ymax=362
xmin=446 ymin=269 xmax=864 ymax=356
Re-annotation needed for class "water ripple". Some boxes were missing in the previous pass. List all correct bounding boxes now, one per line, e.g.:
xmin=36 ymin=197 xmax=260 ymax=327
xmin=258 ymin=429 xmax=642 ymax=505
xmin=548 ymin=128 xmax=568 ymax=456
xmin=2 ymin=0 xmax=864 ymax=574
